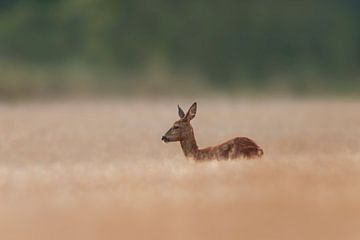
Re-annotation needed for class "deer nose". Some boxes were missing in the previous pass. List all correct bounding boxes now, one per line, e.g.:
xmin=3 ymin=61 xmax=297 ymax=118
xmin=161 ymin=136 xmax=169 ymax=142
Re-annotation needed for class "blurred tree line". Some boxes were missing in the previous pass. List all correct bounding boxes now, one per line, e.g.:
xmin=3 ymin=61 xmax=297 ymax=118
xmin=0 ymin=0 xmax=359 ymax=98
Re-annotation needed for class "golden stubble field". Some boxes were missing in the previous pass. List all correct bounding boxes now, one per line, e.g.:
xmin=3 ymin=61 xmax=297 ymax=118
xmin=0 ymin=98 xmax=359 ymax=240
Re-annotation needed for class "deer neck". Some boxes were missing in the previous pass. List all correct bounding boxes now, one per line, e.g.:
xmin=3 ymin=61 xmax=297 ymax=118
xmin=180 ymin=129 xmax=199 ymax=159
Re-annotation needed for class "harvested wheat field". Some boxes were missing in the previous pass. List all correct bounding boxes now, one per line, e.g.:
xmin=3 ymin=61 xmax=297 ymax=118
xmin=0 ymin=99 xmax=359 ymax=240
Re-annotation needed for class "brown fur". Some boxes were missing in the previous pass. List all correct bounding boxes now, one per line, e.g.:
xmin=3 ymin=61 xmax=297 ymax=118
xmin=162 ymin=102 xmax=263 ymax=161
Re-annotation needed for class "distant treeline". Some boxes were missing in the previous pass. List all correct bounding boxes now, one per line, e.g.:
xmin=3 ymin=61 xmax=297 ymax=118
xmin=0 ymin=0 xmax=359 ymax=97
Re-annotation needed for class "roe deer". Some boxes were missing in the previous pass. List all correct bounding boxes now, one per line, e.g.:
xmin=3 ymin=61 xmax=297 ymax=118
xmin=161 ymin=102 xmax=264 ymax=161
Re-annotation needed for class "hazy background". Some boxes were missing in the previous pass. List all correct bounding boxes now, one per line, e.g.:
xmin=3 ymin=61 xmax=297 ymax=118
xmin=1 ymin=0 xmax=360 ymax=99
xmin=1 ymin=2 xmax=360 ymax=240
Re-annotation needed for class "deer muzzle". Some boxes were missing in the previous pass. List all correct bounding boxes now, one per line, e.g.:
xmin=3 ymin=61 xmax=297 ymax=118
xmin=161 ymin=136 xmax=170 ymax=143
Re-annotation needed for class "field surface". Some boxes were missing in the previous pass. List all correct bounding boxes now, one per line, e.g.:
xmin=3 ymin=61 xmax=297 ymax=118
xmin=0 ymin=99 xmax=359 ymax=240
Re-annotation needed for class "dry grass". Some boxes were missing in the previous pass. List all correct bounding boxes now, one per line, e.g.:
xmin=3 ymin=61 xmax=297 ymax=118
xmin=0 ymin=98 xmax=359 ymax=240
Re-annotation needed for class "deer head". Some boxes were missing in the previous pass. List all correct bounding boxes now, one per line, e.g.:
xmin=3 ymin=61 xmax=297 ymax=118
xmin=161 ymin=102 xmax=197 ymax=143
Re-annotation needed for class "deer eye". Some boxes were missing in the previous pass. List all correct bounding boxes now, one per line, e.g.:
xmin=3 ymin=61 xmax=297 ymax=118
xmin=173 ymin=126 xmax=179 ymax=129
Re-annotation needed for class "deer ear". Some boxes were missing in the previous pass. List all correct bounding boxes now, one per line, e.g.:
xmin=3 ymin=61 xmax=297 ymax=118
xmin=185 ymin=102 xmax=197 ymax=121
xmin=178 ymin=105 xmax=185 ymax=118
